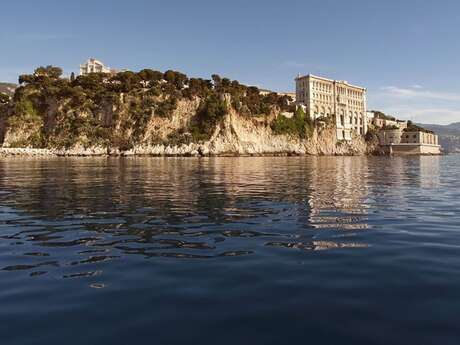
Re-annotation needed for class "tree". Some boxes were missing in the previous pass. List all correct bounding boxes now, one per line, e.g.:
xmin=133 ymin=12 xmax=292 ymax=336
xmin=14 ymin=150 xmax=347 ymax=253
xmin=211 ymin=74 xmax=222 ymax=88
xmin=186 ymin=78 xmax=212 ymax=98
xmin=163 ymin=70 xmax=188 ymax=89
xmin=19 ymin=74 xmax=36 ymax=85
xmin=19 ymin=65 xmax=64 ymax=85
xmin=70 ymin=72 xmax=75 ymax=82
xmin=110 ymin=71 xmax=141 ymax=92
xmin=138 ymin=69 xmax=163 ymax=83
xmin=34 ymin=65 xmax=63 ymax=79
xmin=189 ymin=94 xmax=228 ymax=141
xmin=73 ymin=73 xmax=107 ymax=95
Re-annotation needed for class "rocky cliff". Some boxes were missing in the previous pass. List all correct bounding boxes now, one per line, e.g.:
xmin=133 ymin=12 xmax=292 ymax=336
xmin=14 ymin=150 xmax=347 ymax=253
xmin=0 ymin=66 xmax=377 ymax=157
xmin=0 ymin=109 xmax=375 ymax=157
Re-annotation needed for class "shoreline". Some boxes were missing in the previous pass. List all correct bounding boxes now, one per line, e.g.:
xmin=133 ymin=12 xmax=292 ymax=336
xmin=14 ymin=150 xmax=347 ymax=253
xmin=0 ymin=147 xmax=356 ymax=157
xmin=0 ymin=147 xmax=443 ymax=158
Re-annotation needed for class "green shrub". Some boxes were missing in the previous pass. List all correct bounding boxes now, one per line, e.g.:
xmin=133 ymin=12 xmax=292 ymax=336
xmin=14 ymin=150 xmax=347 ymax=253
xmin=382 ymin=125 xmax=399 ymax=130
xmin=365 ymin=126 xmax=379 ymax=142
xmin=271 ymin=108 xmax=313 ymax=139
xmin=189 ymin=95 xmax=228 ymax=142
xmin=155 ymin=97 xmax=178 ymax=118
xmin=404 ymin=121 xmax=433 ymax=134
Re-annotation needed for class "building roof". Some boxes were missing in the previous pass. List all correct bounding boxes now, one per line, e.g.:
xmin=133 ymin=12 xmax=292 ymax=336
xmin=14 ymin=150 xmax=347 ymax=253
xmin=295 ymin=74 xmax=366 ymax=91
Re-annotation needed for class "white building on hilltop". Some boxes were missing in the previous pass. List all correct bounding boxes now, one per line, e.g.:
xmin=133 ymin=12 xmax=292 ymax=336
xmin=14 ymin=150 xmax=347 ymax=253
xmin=80 ymin=58 xmax=114 ymax=75
xmin=295 ymin=74 xmax=368 ymax=140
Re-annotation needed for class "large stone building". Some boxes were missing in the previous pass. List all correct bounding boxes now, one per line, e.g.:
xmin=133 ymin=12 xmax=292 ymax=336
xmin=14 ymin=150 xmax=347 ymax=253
xmin=295 ymin=74 xmax=367 ymax=140
xmin=80 ymin=58 xmax=115 ymax=76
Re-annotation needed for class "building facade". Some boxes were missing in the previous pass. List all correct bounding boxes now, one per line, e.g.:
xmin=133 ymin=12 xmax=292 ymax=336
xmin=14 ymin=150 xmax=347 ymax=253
xmin=80 ymin=58 xmax=113 ymax=75
xmin=378 ymin=129 xmax=440 ymax=155
xmin=295 ymin=74 xmax=367 ymax=140
xmin=367 ymin=111 xmax=408 ymax=129
xmin=401 ymin=131 xmax=438 ymax=145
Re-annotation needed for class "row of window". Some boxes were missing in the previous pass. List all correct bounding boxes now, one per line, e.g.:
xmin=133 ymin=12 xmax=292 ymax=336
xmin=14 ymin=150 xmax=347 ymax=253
xmin=341 ymin=127 xmax=364 ymax=138
xmin=297 ymin=81 xmax=364 ymax=98
xmin=345 ymin=88 xmax=363 ymax=99
xmin=403 ymin=133 xmax=437 ymax=144
xmin=348 ymin=99 xmax=363 ymax=107
xmin=338 ymin=115 xmax=364 ymax=126
xmin=314 ymin=108 xmax=365 ymax=118
xmin=296 ymin=91 xmax=364 ymax=105
xmin=311 ymin=81 xmax=333 ymax=93
xmin=313 ymin=93 xmax=333 ymax=102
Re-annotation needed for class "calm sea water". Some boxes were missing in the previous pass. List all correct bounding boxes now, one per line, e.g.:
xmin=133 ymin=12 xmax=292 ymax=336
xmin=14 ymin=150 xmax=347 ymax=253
xmin=0 ymin=156 xmax=459 ymax=345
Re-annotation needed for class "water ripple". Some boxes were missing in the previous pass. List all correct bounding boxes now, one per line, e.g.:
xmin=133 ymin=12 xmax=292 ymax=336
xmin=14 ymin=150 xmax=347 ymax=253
xmin=1 ymin=156 xmax=460 ymax=344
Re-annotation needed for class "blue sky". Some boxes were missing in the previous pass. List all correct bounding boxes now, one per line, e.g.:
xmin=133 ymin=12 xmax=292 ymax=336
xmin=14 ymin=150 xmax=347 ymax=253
xmin=1 ymin=0 xmax=460 ymax=124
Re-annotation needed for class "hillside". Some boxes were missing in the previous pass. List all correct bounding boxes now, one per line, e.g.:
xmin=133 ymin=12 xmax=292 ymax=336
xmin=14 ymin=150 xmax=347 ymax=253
xmin=418 ymin=122 xmax=460 ymax=153
xmin=0 ymin=82 xmax=17 ymax=96
xmin=0 ymin=66 xmax=374 ymax=156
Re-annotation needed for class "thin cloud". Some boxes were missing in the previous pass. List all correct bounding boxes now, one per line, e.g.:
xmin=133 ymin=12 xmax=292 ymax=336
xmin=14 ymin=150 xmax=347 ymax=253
xmin=379 ymin=106 xmax=460 ymax=125
xmin=380 ymin=86 xmax=460 ymax=102
xmin=370 ymin=85 xmax=460 ymax=125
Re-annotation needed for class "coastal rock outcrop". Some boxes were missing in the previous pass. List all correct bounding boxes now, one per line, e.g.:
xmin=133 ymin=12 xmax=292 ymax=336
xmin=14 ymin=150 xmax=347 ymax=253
xmin=0 ymin=66 xmax=377 ymax=157
xmin=0 ymin=109 xmax=374 ymax=157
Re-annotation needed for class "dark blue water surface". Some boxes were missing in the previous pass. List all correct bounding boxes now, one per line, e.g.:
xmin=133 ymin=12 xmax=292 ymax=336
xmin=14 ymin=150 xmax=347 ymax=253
xmin=0 ymin=156 xmax=459 ymax=345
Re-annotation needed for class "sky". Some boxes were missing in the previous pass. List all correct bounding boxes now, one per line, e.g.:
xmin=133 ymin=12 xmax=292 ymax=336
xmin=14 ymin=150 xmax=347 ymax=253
xmin=1 ymin=0 xmax=460 ymax=125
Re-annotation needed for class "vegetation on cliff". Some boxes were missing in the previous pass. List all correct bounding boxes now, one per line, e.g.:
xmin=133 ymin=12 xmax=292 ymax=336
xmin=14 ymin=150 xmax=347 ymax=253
xmin=372 ymin=110 xmax=396 ymax=121
xmin=404 ymin=121 xmax=434 ymax=134
xmin=270 ymin=107 xmax=314 ymax=139
xmin=0 ymin=66 xmax=296 ymax=150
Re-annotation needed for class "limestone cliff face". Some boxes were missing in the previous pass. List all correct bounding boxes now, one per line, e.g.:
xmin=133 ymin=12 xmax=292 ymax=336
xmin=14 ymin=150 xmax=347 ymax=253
xmin=55 ymin=113 xmax=372 ymax=157
xmin=0 ymin=95 xmax=376 ymax=157
xmin=165 ymin=109 xmax=373 ymax=156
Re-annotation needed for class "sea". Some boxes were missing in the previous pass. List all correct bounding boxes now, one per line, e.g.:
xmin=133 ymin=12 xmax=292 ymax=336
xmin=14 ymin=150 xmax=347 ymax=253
xmin=0 ymin=155 xmax=459 ymax=345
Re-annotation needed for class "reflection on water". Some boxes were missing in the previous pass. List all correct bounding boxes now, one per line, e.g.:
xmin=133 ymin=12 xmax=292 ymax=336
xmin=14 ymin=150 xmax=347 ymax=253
xmin=1 ymin=156 xmax=460 ymax=345
xmin=0 ymin=156 xmax=445 ymax=277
